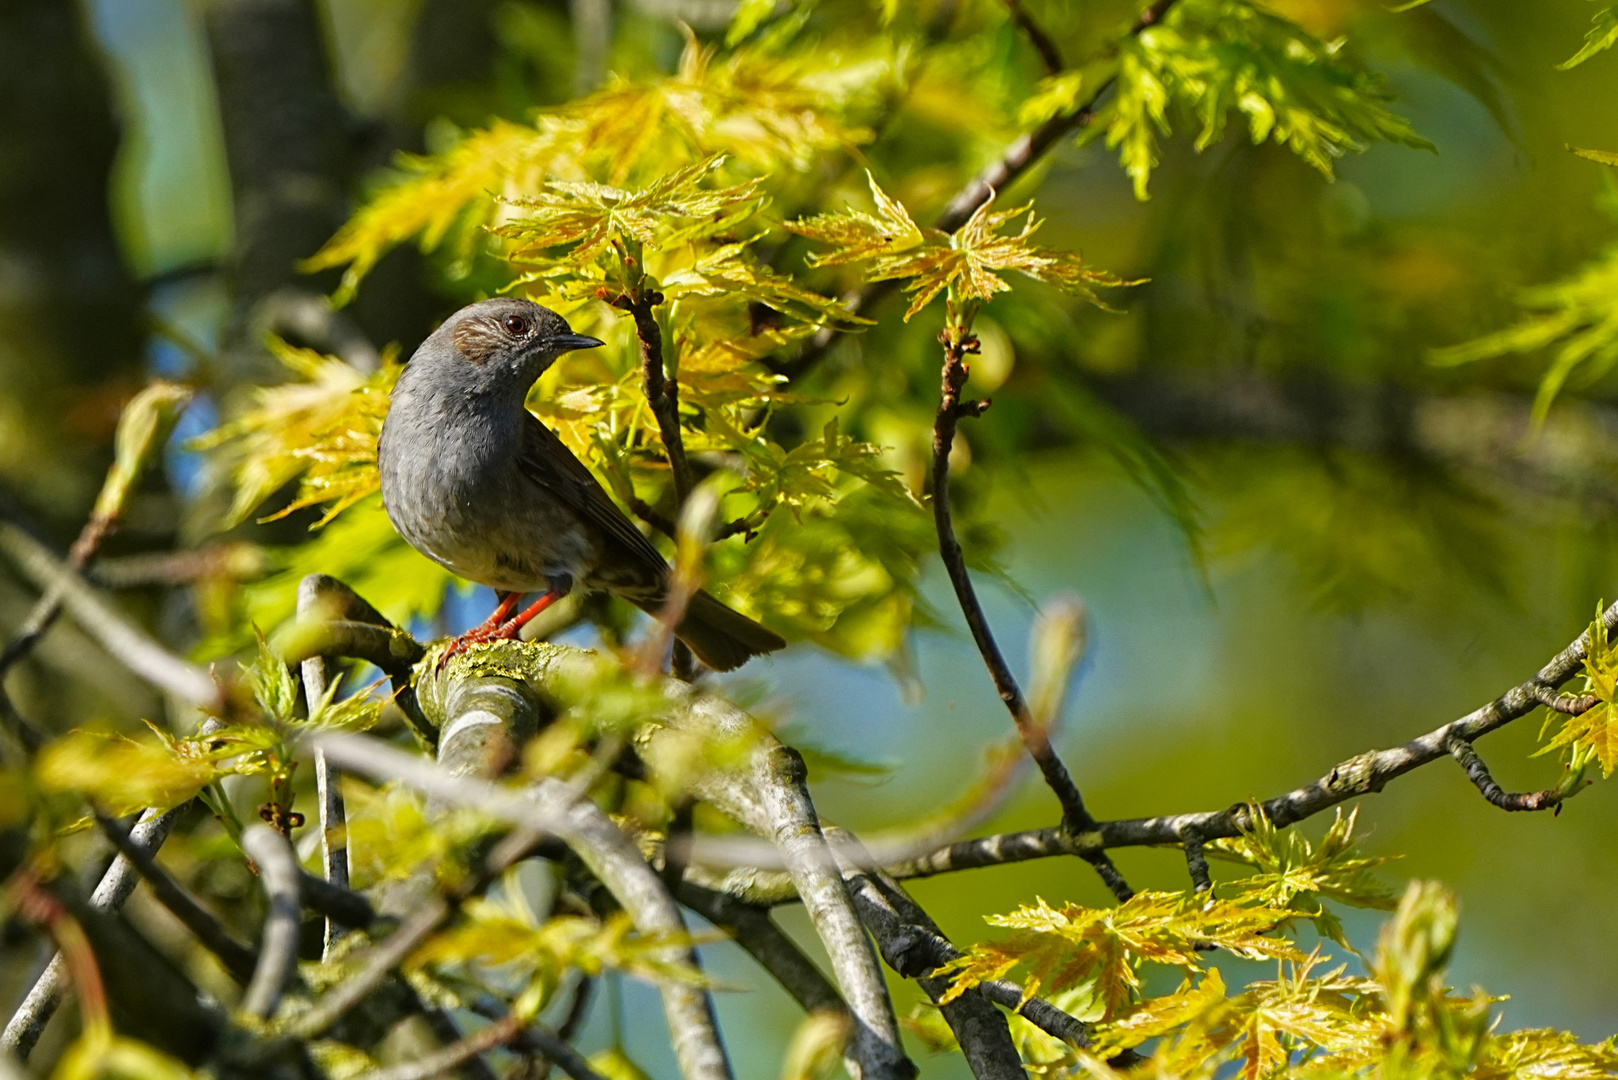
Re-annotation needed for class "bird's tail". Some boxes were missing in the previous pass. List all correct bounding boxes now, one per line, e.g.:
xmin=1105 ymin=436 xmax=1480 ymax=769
xmin=638 ymin=590 xmax=785 ymax=672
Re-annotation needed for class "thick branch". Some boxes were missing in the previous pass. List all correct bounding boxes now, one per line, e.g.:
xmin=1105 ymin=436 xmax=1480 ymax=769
xmin=843 ymin=866 xmax=1027 ymax=1080
xmin=676 ymin=883 xmax=844 ymax=1016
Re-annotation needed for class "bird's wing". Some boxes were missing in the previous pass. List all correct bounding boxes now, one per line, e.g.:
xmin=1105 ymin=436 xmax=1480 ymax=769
xmin=516 ymin=413 xmax=670 ymax=576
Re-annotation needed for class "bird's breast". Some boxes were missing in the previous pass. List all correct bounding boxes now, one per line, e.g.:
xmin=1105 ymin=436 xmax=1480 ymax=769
xmin=379 ymin=403 xmax=599 ymax=593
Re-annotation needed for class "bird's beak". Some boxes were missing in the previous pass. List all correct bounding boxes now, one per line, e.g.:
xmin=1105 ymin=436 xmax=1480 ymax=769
xmin=553 ymin=334 xmax=605 ymax=352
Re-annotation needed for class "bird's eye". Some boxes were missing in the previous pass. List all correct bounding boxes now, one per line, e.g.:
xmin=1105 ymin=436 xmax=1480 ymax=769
xmin=502 ymin=315 xmax=529 ymax=335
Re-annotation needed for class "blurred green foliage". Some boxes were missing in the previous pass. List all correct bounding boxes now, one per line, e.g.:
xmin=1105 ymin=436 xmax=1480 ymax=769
xmin=9 ymin=0 xmax=1618 ymax=1075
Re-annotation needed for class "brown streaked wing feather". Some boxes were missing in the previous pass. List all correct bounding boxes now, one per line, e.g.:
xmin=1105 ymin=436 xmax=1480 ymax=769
xmin=516 ymin=414 xmax=670 ymax=578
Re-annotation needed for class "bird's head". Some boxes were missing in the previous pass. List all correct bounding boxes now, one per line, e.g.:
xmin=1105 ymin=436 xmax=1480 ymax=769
xmin=431 ymin=297 xmax=604 ymax=392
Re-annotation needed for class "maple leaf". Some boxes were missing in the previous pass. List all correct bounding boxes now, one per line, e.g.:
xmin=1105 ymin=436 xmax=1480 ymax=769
xmin=192 ymin=338 xmax=397 ymax=529
xmin=1090 ymin=0 xmax=1431 ymax=199
xmin=785 ymin=174 xmax=1131 ymax=320
xmin=500 ymin=156 xmax=764 ymax=266
xmin=1536 ymin=610 xmax=1618 ymax=777
xmin=1212 ymin=804 xmax=1397 ymax=946
xmin=936 ymin=891 xmax=1303 ymax=1018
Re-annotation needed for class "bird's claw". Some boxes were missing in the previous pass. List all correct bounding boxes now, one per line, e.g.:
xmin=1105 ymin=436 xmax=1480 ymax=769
xmin=434 ymin=621 xmax=517 ymax=672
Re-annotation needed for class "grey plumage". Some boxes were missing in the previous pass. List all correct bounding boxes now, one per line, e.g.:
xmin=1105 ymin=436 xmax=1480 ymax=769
xmin=378 ymin=297 xmax=785 ymax=671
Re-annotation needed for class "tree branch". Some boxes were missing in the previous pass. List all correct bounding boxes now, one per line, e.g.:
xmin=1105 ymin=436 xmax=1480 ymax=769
xmin=299 ymin=574 xmax=351 ymax=958
xmin=0 ymin=523 xmax=221 ymax=708
xmin=1446 ymin=735 xmax=1565 ymax=813
xmin=353 ymin=1014 xmax=523 ymax=1080
xmin=1001 ymin=0 xmax=1062 ymax=74
xmin=888 ymin=599 xmax=1618 ymax=878
xmin=676 ymin=882 xmax=845 ymax=1017
xmin=240 ymin=824 xmax=303 ymax=1019
xmin=94 ymin=812 xmax=258 ymax=984
xmin=931 ymin=325 xmax=1130 ymax=900
xmin=621 ymin=293 xmax=695 ymax=503
xmin=2 ymin=804 xmax=185 ymax=1057
xmin=777 ymin=0 xmax=1182 ymax=382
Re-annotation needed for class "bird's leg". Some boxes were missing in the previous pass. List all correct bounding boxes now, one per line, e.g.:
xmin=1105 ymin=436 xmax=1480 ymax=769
xmin=495 ymin=575 xmax=573 ymax=638
xmin=469 ymin=591 xmax=521 ymax=638
xmin=436 ymin=591 xmax=520 ymax=668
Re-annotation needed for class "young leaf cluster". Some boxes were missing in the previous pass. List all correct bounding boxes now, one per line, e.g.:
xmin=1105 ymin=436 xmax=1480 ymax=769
xmin=193 ymin=337 xmax=398 ymax=529
xmin=303 ymin=33 xmax=893 ymax=303
xmin=929 ymin=881 xmax=1618 ymax=1080
xmin=1211 ymin=805 xmax=1397 ymax=946
xmin=1536 ymin=609 xmax=1618 ymax=779
xmin=786 ymin=174 xmax=1128 ymax=319
xmin=35 ymin=640 xmax=381 ymax=839
xmin=1071 ymin=0 xmax=1433 ymax=199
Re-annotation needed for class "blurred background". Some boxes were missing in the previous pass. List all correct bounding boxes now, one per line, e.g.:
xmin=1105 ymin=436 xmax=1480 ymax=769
xmin=3 ymin=0 xmax=1618 ymax=1074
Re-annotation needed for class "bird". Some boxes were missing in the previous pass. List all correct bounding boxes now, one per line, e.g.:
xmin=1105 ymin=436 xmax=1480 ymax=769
xmin=377 ymin=297 xmax=786 ymax=671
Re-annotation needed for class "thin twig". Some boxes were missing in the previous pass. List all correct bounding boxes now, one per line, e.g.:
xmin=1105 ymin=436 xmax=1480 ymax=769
xmin=1001 ymin=0 xmax=1063 ymax=73
xmin=622 ymin=293 xmax=694 ymax=503
xmin=467 ymin=1001 xmax=610 ymax=1080
xmin=519 ymin=1021 xmax=611 ymax=1080
xmin=298 ymin=870 xmax=377 ymax=929
xmin=299 ymin=574 xmax=350 ymax=959
xmin=94 ymin=813 xmax=258 ymax=984
xmin=240 ymin=825 xmax=303 ymax=1019
xmin=777 ymin=0 xmax=1183 ymax=383
xmin=1446 ymin=736 xmax=1564 ymax=813
xmin=1183 ymin=830 xmax=1212 ymax=892
xmin=930 ymin=325 xmax=1131 ymax=900
xmin=0 ymin=524 xmax=220 ymax=708
xmin=2 ymin=804 xmax=186 ymax=1056
xmin=886 ymin=600 xmax=1618 ymax=877
xmin=353 ymin=1015 xmax=523 ymax=1080
xmin=1530 ymin=684 xmax=1598 ymax=715
xmin=292 ymin=897 xmax=452 ymax=1039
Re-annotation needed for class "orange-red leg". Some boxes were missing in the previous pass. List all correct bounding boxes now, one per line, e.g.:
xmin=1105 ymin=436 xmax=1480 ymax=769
xmin=499 ymin=589 xmax=565 ymax=637
xmin=437 ymin=591 xmax=520 ymax=668
xmin=437 ymin=582 xmax=571 ymax=669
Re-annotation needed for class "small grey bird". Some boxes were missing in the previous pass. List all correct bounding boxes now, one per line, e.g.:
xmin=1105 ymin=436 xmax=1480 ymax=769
xmin=378 ymin=297 xmax=786 ymax=670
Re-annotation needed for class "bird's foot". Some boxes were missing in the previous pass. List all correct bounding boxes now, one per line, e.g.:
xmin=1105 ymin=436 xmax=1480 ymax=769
xmin=435 ymin=620 xmax=520 ymax=671
xmin=433 ymin=584 xmax=569 ymax=672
